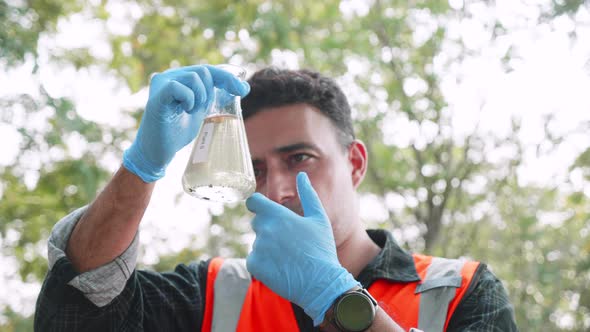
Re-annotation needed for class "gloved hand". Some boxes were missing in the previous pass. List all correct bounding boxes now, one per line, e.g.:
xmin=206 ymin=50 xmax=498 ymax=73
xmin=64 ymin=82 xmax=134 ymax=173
xmin=246 ymin=172 xmax=360 ymax=326
xmin=123 ymin=65 xmax=250 ymax=182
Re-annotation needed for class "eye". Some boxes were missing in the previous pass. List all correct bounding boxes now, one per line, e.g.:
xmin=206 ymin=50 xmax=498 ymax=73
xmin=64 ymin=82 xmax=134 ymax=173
xmin=252 ymin=162 xmax=265 ymax=179
xmin=289 ymin=153 xmax=311 ymax=164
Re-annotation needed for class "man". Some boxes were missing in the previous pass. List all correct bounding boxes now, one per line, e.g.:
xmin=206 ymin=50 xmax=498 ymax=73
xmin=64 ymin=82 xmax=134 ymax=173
xmin=34 ymin=65 xmax=518 ymax=331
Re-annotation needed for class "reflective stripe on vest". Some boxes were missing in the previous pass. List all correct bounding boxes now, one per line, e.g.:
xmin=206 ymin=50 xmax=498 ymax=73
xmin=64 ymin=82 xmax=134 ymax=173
xmin=201 ymin=257 xmax=223 ymax=332
xmin=201 ymin=255 xmax=479 ymax=332
xmin=417 ymin=257 xmax=469 ymax=332
xmin=201 ymin=257 xmax=299 ymax=332
xmin=212 ymin=258 xmax=251 ymax=332
xmin=369 ymin=254 xmax=480 ymax=332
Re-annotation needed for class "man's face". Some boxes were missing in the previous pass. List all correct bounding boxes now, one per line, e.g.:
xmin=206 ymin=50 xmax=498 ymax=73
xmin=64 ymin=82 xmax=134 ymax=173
xmin=244 ymin=103 xmax=365 ymax=246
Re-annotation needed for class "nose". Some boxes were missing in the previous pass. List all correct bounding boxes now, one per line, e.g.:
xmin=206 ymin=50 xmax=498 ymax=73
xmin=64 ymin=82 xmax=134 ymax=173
xmin=263 ymin=166 xmax=297 ymax=206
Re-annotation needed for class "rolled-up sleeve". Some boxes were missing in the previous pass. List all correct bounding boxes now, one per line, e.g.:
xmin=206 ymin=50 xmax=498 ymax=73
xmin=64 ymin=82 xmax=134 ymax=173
xmin=47 ymin=205 xmax=139 ymax=307
xmin=35 ymin=207 xmax=210 ymax=332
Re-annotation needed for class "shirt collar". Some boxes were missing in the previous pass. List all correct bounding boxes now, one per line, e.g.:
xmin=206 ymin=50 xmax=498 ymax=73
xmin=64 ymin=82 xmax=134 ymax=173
xmin=357 ymin=229 xmax=421 ymax=286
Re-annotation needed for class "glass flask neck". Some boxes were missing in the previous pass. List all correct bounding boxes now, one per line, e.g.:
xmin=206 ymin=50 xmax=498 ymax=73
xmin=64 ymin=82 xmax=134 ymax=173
xmin=208 ymin=64 xmax=246 ymax=118
xmin=216 ymin=64 xmax=246 ymax=80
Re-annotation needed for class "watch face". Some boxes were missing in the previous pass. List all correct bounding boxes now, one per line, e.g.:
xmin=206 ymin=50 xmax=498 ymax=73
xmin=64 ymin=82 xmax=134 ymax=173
xmin=335 ymin=292 xmax=375 ymax=331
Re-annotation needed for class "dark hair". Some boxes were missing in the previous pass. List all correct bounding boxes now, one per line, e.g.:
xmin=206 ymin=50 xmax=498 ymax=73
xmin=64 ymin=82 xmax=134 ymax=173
xmin=241 ymin=67 xmax=355 ymax=148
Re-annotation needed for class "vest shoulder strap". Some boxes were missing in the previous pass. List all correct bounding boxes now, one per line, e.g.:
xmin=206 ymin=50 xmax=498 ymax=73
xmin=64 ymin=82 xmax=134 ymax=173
xmin=414 ymin=256 xmax=477 ymax=332
xmin=207 ymin=258 xmax=252 ymax=332
xmin=203 ymin=257 xmax=300 ymax=332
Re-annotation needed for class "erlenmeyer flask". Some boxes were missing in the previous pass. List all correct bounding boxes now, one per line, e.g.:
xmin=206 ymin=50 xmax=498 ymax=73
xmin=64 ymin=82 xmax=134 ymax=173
xmin=182 ymin=64 xmax=256 ymax=203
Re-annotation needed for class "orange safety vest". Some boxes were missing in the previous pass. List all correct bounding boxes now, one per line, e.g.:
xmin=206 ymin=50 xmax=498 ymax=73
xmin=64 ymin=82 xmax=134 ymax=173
xmin=201 ymin=255 xmax=479 ymax=332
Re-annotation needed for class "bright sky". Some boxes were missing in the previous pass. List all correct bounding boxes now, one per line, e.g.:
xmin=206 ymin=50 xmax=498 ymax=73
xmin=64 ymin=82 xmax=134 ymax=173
xmin=1 ymin=0 xmax=589 ymax=320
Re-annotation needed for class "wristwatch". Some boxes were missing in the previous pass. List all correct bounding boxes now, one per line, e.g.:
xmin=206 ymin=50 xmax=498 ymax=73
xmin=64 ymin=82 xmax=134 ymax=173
xmin=320 ymin=287 xmax=378 ymax=332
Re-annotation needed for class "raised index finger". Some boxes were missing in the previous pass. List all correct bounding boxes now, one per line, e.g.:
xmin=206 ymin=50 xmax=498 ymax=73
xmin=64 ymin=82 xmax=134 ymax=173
xmin=204 ymin=65 xmax=250 ymax=97
xmin=178 ymin=65 xmax=249 ymax=97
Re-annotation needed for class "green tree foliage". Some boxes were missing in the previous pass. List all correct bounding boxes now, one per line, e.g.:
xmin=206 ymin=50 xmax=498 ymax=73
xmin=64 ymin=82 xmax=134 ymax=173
xmin=549 ymin=0 xmax=588 ymax=17
xmin=1 ymin=0 xmax=589 ymax=330
xmin=1 ymin=87 xmax=128 ymax=281
xmin=1 ymin=2 xmax=130 ymax=325
xmin=0 ymin=0 xmax=83 ymax=67
xmin=0 ymin=308 xmax=34 ymax=332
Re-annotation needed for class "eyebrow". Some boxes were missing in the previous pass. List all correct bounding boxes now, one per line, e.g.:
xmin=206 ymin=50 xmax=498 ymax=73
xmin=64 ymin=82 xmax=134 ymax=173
xmin=274 ymin=142 xmax=319 ymax=154
xmin=252 ymin=142 xmax=320 ymax=163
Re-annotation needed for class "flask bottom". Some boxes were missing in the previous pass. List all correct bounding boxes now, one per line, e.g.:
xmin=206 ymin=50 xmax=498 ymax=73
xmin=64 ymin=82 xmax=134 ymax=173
xmin=182 ymin=169 xmax=255 ymax=203
xmin=184 ymin=184 xmax=252 ymax=203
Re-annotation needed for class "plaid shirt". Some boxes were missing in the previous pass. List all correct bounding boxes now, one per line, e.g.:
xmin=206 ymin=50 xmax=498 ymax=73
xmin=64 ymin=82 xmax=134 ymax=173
xmin=35 ymin=228 xmax=518 ymax=331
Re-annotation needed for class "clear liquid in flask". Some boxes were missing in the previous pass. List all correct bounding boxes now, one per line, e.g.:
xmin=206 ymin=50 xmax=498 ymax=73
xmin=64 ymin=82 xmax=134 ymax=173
xmin=182 ymin=114 xmax=256 ymax=203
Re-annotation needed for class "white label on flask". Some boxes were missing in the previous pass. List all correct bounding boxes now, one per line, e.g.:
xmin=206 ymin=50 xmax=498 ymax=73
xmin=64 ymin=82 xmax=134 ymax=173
xmin=192 ymin=122 xmax=214 ymax=163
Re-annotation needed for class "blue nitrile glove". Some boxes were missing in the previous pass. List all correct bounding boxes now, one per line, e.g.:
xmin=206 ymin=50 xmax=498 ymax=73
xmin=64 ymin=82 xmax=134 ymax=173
xmin=246 ymin=172 xmax=360 ymax=326
xmin=123 ymin=65 xmax=250 ymax=182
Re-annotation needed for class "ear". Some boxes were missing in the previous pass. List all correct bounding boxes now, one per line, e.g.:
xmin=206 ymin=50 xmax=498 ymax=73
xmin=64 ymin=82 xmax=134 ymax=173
xmin=348 ymin=140 xmax=368 ymax=189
